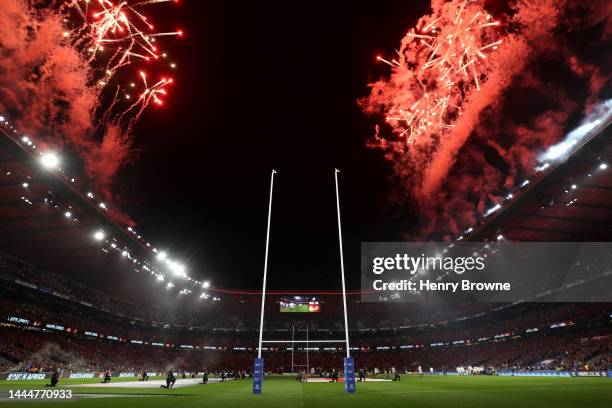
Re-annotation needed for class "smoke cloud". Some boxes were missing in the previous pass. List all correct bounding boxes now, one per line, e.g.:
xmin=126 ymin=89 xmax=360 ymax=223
xmin=360 ymin=0 xmax=611 ymax=238
xmin=0 ymin=0 xmax=133 ymax=204
xmin=28 ymin=342 xmax=89 ymax=371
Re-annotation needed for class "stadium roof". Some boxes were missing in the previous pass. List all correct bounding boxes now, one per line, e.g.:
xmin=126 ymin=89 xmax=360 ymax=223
xmin=467 ymin=121 xmax=612 ymax=242
xmin=0 ymin=124 xmax=165 ymax=296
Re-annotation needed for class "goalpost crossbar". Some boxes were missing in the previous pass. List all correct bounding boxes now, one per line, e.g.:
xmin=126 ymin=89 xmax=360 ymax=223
xmin=261 ymin=340 xmax=346 ymax=343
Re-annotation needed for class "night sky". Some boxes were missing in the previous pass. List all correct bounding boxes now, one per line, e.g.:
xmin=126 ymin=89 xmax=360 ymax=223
xmin=117 ymin=1 xmax=431 ymax=291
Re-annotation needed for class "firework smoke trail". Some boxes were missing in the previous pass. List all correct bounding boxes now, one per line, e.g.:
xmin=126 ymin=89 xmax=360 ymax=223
xmin=362 ymin=0 xmax=509 ymax=199
xmin=0 ymin=0 xmax=182 ymax=202
xmin=360 ymin=0 xmax=611 ymax=238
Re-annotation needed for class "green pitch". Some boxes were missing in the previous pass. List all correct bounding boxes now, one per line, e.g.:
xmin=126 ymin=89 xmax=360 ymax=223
xmin=1 ymin=375 xmax=611 ymax=408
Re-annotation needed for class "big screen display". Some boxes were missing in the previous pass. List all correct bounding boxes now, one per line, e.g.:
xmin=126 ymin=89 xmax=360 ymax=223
xmin=280 ymin=296 xmax=320 ymax=312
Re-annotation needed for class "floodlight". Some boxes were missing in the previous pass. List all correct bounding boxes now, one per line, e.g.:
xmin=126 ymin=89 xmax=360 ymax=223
xmin=40 ymin=152 xmax=60 ymax=169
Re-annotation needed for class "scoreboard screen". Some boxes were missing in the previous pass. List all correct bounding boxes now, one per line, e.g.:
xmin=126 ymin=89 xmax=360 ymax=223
xmin=280 ymin=296 xmax=320 ymax=313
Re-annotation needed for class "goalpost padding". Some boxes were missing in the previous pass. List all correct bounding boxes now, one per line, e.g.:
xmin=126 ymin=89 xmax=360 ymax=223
xmin=344 ymin=357 xmax=356 ymax=393
xmin=252 ymin=356 xmax=356 ymax=394
xmin=252 ymin=358 xmax=263 ymax=394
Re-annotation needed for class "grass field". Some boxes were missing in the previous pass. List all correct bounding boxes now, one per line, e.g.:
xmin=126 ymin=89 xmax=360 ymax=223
xmin=0 ymin=375 xmax=611 ymax=408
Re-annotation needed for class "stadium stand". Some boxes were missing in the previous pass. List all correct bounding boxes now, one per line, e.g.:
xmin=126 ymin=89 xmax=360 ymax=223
xmin=1 ymin=249 xmax=610 ymax=375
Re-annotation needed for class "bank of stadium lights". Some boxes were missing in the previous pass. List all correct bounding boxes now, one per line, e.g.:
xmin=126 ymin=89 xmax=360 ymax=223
xmin=471 ymin=158 xmax=605 ymax=241
xmin=168 ymin=261 xmax=186 ymax=277
xmin=202 ymin=281 xmax=210 ymax=289
xmin=484 ymin=204 xmax=501 ymax=217
xmin=566 ymin=198 xmax=578 ymax=207
xmin=2 ymin=120 xmax=214 ymax=300
xmin=199 ymin=292 xmax=220 ymax=302
xmin=157 ymin=274 xmax=165 ymax=282
xmin=564 ymin=184 xmax=578 ymax=194
xmin=166 ymin=282 xmax=174 ymax=289
xmin=157 ymin=251 xmax=189 ymax=279
xmin=460 ymin=157 xmax=610 ymax=243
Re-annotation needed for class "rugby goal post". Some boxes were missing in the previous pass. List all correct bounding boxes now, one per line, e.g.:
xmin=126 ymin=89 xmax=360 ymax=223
xmin=252 ymin=169 xmax=355 ymax=395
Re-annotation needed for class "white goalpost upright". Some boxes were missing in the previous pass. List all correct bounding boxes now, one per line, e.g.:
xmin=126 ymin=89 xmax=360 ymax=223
xmin=334 ymin=168 xmax=356 ymax=393
xmin=257 ymin=169 xmax=276 ymax=360
xmin=252 ymin=169 xmax=356 ymax=395
xmin=252 ymin=169 xmax=275 ymax=395
xmin=290 ymin=325 xmax=312 ymax=378
xmin=334 ymin=168 xmax=351 ymax=360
